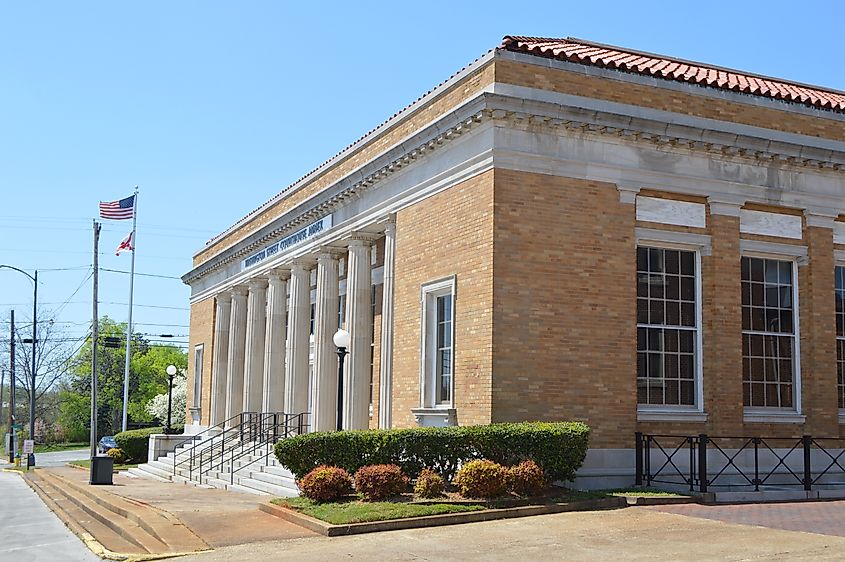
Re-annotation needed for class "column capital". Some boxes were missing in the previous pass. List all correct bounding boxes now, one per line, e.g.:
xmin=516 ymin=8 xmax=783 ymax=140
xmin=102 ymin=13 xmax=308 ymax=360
xmin=708 ymin=196 xmax=744 ymax=217
xmin=348 ymin=232 xmax=380 ymax=246
xmin=316 ymin=247 xmax=346 ymax=261
xmin=230 ymin=286 xmax=249 ymax=298
xmin=804 ymin=207 xmax=839 ymax=229
xmin=216 ymin=292 xmax=232 ymax=304
xmin=289 ymin=259 xmax=314 ymax=273
xmin=247 ymin=278 xmax=269 ymax=290
xmin=266 ymin=268 xmax=290 ymax=281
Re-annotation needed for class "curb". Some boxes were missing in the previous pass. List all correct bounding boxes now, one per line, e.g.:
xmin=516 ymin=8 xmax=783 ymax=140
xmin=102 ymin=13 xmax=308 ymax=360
xmin=261 ymin=496 xmax=627 ymax=536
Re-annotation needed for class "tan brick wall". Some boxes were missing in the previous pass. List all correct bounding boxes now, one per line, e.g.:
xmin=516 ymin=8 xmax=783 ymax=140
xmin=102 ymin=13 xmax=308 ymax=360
xmin=391 ymin=170 xmax=494 ymax=427
xmin=186 ymin=297 xmax=215 ymax=426
xmin=495 ymin=59 xmax=845 ymax=142
xmin=194 ymin=63 xmax=496 ymax=267
xmin=491 ymin=169 xmax=637 ymax=448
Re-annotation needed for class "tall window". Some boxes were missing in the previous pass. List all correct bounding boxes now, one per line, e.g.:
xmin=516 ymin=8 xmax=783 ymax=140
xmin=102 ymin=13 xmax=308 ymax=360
xmin=837 ymin=266 xmax=845 ymax=409
xmin=636 ymin=247 xmax=698 ymax=406
xmin=192 ymin=345 xmax=204 ymax=409
xmin=421 ymin=278 xmax=455 ymax=407
xmin=741 ymin=257 xmax=796 ymax=408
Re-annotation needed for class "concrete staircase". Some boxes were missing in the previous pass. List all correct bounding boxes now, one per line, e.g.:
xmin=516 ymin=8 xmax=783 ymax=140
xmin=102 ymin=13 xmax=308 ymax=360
xmin=129 ymin=434 xmax=300 ymax=498
xmin=26 ymin=468 xmax=209 ymax=557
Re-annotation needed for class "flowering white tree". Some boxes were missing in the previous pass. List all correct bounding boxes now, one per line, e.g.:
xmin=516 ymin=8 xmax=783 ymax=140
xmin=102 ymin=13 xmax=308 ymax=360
xmin=145 ymin=371 xmax=187 ymax=426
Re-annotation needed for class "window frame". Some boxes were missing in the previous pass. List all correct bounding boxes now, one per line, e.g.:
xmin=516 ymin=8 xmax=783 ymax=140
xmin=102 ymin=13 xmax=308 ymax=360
xmin=835 ymin=260 xmax=845 ymax=419
xmin=192 ymin=344 xmax=204 ymax=410
xmin=635 ymin=237 xmax=705 ymax=419
xmin=740 ymin=246 xmax=804 ymax=421
xmin=419 ymin=276 xmax=456 ymax=409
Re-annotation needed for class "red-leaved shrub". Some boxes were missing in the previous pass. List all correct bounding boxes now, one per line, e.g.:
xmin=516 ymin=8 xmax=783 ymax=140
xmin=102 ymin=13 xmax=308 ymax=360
xmin=298 ymin=465 xmax=353 ymax=502
xmin=354 ymin=464 xmax=409 ymax=501
xmin=506 ymin=460 xmax=546 ymax=496
xmin=414 ymin=468 xmax=445 ymax=499
xmin=453 ymin=459 xmax=507 ymax=499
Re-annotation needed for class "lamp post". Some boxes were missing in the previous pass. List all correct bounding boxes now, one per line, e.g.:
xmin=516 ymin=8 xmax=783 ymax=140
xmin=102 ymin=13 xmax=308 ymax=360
xmin=0 ymin=266 xmax=37 ymax=467
xmin=165 ymin=365 xmax=177 ymax=435
xmin=332 ymin=329 xmax=350 ymax=431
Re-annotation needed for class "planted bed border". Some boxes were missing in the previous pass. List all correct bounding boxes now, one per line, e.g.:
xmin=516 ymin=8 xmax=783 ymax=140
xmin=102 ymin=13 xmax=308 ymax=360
xmin=261 ymin=496 xmax=629 ymax=536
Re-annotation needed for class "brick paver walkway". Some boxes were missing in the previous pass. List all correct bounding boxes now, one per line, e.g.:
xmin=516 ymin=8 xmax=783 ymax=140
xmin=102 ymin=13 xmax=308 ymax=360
xmin=648 ymin=500 xmax=845 ymax=538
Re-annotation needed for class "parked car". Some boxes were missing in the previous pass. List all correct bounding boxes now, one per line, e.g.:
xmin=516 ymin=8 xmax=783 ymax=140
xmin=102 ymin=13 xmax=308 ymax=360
xmin=98 ymin=436 xmax=117 ymax=454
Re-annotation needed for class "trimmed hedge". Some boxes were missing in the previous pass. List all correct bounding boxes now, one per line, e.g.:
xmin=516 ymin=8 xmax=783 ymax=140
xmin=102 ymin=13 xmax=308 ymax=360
xmin=115 ymin=427 xmax=162 ymax=462
xmin=275 ymin=421 xmax=589 ymax=482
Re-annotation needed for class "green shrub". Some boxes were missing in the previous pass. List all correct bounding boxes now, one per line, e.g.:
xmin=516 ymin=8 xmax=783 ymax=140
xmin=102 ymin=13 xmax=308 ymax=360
xmin=414 ymin=468 xmax=445 ymax=499
xmin=454 ymin=460 xmax=507 ymax=499
xmin=506 ymin=459 xmax=546 ymax=497
xmin=107 ymin=447 xmax=128 ymax=464
xmin=275 ymin=422 xmax=589 ymax=483
xmin=298 ymin=466 xmax=354 ymax=502
xmin=354 ymin=464 xmax=409 ymax=501
xmin=114 ymin=427 xmax=163 ymax=462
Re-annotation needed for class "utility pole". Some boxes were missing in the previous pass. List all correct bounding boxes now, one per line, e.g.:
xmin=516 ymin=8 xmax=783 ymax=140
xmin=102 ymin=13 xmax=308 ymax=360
xmin=8 ymin=310 xmax=15 ymax=463
xmin=90 ymin=221 xmax=100 ymax=468
xmin=27 ymin=270 xmax=37 ymax=467
xmin=0 ymin=368 xmax=5 ymax=432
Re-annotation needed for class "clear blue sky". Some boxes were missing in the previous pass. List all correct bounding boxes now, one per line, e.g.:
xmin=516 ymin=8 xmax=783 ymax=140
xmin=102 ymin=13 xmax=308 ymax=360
xmin=0 ymin=1 xmax=842 ymax=358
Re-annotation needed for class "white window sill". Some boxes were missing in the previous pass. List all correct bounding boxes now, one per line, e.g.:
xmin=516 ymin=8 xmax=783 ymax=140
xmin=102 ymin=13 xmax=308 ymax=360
xmin=411 ymin=407 xmax=457 ymax=427
xmin=838 ymin=411 xmax=845 ymax=425
xmin=743 ymin=409 xmax=806 ymax=424
xmin=637 ymin=408 xmax=708 ymax=423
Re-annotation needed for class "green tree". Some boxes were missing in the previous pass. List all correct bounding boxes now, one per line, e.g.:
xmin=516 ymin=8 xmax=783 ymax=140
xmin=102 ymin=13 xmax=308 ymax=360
xmin=58 ymin=317 xmax=187 ymax=438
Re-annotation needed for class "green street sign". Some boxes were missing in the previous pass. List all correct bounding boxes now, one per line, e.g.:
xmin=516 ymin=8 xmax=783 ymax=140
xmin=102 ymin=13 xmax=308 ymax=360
xmin=11 ymin=424 xmax=22 ymax=430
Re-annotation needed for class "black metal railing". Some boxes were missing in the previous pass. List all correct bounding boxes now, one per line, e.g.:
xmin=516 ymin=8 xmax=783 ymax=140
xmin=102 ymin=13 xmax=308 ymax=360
xmin=172 ymin=411 xmax=308 ymax=485
xmin=635 ymin=432 xmax=845 ymax=493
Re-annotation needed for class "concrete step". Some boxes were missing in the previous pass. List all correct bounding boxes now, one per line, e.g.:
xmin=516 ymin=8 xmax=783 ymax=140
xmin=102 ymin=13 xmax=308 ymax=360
xmin=128 ymin=465 xmax=171 ymax=482
xmin=28 ymin=472 xmax=144 ymax=555
xmin=248 ymin=469 xmax=298 ymax=491
xmin=236 ymin=476 xmax=298 ymax=497
xmin=262 ymin=464 xmax=296 ymax=478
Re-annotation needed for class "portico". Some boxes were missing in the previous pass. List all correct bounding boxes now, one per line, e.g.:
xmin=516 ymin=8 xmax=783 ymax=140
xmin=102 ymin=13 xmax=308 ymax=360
xmin=202 ymin=223 xmax=395 ymax=432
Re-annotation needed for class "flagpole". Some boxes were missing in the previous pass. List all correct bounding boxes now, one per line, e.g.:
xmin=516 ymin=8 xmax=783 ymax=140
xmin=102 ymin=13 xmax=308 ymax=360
xmin=120 ymin=186 xmax=138 ymax=433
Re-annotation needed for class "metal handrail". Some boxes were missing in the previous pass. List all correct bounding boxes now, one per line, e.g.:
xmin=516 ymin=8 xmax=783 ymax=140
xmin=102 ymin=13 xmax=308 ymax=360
xmin=171 ymin=412 xmax=246 ymax=477
xmin=171 ymin=411 xmax=308 ymax=485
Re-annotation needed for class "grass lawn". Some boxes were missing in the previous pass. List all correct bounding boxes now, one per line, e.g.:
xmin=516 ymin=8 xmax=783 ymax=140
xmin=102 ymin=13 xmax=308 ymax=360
xmin=34 ymin=442 xmax=88 ymax=453
xmin=69 ymin=459 xmax=139 ymax=471
xmin=273 ymin=497 xmax=486 ymax=525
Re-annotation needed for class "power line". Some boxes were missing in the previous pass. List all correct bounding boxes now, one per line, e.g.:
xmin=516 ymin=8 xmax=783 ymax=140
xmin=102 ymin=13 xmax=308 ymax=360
xmin=101 ymin=268 xmax=183 ymax=280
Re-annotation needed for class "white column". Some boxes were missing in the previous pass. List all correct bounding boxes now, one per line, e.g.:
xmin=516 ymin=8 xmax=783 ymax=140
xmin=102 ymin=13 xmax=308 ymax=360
xmin=242 ymin=278 xmax=268 ymax=413
xmin=378 ymin=222 xmax=396 ymax=429
xmin=225 ymin=286 xmax=248 ymax=423
xmin=312 ymin=251 xmax=341 ymax=431
xmin=343 ymin=237 xmax=373 ymax=430
xmin=285 ymin=262 xmax=312 ymax=416
xmin=209 ymin=293 xmax=231 ymax=426
xmin=262 ymin=270 xmax=288 ymax=413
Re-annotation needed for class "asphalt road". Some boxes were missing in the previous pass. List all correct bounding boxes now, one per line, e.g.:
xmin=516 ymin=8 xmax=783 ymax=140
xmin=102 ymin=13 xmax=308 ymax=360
xmin=0 ymin=470 xmax=101 ymax=562
xmin=31 ymin=448 xmax=90 ymax=467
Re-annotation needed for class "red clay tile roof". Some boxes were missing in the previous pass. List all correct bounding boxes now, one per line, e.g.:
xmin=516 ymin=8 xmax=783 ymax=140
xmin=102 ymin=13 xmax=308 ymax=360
xmin=501 ymin=36 xmax=845 ymax=113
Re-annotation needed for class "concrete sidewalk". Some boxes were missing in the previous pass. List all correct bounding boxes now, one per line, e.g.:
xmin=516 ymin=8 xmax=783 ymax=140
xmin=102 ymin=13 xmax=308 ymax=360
xmin=0 ymin=470 xmax=101 ymax=562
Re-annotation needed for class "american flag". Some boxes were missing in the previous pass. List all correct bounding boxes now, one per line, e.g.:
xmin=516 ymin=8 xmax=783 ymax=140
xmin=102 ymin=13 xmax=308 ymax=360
xmin=99 ymin=194 xmax=136 ymax=220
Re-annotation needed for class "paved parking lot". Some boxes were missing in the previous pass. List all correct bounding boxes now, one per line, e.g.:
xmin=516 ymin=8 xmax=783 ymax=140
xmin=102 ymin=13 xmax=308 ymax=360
xmin=648 ymin=500 xmax=845 ymax=538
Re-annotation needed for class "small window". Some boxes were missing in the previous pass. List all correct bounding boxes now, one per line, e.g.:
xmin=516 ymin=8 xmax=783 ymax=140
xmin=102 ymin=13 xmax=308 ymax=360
xmin=421 ymin=278 xmax=455 ymax=408
xmin=193 ymin=345 xmax=204 ymax=409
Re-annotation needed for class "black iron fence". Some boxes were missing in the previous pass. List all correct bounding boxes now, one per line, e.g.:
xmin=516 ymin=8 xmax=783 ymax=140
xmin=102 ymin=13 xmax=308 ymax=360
xmin=635 ymin=432 xmax=845 ymax=493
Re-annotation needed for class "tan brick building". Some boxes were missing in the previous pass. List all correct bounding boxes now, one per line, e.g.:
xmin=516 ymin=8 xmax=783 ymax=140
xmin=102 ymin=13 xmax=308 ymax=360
xmin=182 ymin=36 xmax=845 ymax=487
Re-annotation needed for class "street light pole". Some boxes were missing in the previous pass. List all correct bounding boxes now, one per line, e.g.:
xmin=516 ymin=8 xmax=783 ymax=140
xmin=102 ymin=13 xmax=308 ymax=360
xmin=333 ymin=329 xmax=350 ymax=432
xmin=165 ymin=365 xmax=177 ymax=435
xmin=0 ymin=265 xmax=37 ymax=467
xmin=8 ymin=310 xmax=15 ymax=464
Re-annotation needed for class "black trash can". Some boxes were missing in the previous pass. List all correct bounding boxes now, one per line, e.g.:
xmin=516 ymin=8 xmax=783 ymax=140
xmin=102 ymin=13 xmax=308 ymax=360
xmin=90 ymin=455 xmax=114 ymax=485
